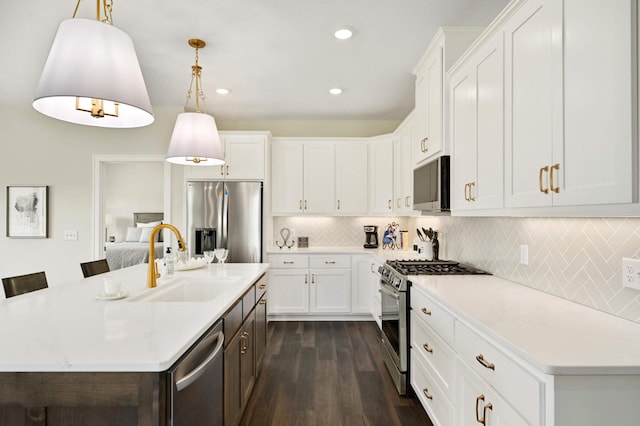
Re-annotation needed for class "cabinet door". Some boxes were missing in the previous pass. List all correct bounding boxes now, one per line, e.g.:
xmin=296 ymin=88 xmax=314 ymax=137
xmin=455 ymin=358 xmax=529 ymax=426
xmin=371 ymin=259 xmax=382 ymax=329
xmin=223 ymin=135 xmax=266 ymax=180
xmin=402 ymin=120 xmax=416 ymax=213
xmin=240 ymin=310 xmax=256 ymax=411
xmin=369 ymin=137 xmax=394 ymax=214
xmin=224 ymin=331 xmax=242 ymax=426
xmin=450 ymin=65 xmax=477 ymax=211
xmin=416 ymin=45 xmax=444 ymax=164
xmin=554 ymin=0 xmax=634 ymax=206
xmin=267 ymin=269 xmax=308 ymax=314
xmin=335 ymin=142 xmax=368 ymax=214
xmin=303 ymin=142 xmax=336 ymax=214
xmin=255 ymin=294 xmax=267 ymax=374
xmin=393 ymin=135 xmax=404 ymax=213
xmin=309 ymin=269 xmax=351 ymax=313
xmin=352 ymin=255 xmax=373 ymax=314
xmin=271 ymin=141 xmax=303 ymax=214
xmin=504 ymin=0 xmax=561 ymax=208
xmin=474 ymin=34 xmax=505 ymax=210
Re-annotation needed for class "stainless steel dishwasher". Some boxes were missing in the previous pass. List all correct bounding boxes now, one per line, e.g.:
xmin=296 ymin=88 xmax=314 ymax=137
xmin=168 ymin=320 xmax=224 ymax=425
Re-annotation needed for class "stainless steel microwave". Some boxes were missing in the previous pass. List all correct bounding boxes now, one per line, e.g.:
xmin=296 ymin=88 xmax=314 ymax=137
xmin=413 ymin=155 xmax=450 ymax=213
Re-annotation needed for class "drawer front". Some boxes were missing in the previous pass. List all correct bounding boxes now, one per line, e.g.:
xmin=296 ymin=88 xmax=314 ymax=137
xmin=411 ymin=350 xmax=453 ymax=426
xmin=309 ymin=254 xmax=351 ymax=268
xmin=242 ymin=285 xmax=256 ymax=319
xmin=223 ymin=300 xmax=243 ymax=344
xmin=268 ymin=254 xmax=309 ymax=269
xmin=411 ymin=311 xmax=455 ymax=400
xmin=455 ymin=320 xmax=542 ymax=425
xmin=410 ymin=287 xmax=455 ymax=347
xmin=255 ymin=274 xmax=267 ymax=301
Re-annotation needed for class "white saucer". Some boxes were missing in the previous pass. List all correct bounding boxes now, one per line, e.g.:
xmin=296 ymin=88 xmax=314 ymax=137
xmin=96 ymin=291 xmax=128 ymax=301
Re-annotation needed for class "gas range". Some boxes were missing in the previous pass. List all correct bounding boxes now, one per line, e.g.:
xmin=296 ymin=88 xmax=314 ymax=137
xmin=380 ymin=259 xmax=489 ymax=291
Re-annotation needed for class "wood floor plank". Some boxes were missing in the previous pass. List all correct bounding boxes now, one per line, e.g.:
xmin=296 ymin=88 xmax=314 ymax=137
xmin=240 ymin=321 xmax=433 ymax=426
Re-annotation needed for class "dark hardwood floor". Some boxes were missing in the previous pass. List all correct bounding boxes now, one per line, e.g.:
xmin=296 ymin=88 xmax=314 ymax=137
xmin=240 ymin=321 xmax=433 ymax=426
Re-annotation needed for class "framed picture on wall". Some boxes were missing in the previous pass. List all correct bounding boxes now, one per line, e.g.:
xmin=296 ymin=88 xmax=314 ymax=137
xmin=6 ymin=185 xmax=49 ymax=238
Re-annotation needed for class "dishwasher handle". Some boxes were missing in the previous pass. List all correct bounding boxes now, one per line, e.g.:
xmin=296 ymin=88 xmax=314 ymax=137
xmin=176 ymin=330 xmax=224 ymax=392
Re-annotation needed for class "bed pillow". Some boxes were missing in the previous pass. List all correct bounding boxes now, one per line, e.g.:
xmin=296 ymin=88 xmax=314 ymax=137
xmin=125 ymin=227 xmax=143 ymax=242
xmin=139 ymin=226 xmax=156 ymax=243
xmin=137 ymin=221 xmax=163 ymax=242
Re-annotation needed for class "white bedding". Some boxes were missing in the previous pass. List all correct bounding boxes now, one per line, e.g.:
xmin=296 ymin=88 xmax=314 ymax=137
xmin=105 ymin=242 xmax=164 ymax=270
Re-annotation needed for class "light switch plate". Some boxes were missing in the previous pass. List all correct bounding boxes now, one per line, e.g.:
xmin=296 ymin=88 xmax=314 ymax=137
xmin=64 ymin=230 xmax=78 ymax=241
xmin=622 ymin=258 xmax=640 ymax=290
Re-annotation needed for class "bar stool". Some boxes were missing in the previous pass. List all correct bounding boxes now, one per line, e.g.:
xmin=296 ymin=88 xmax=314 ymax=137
xmin=2 ymin=271 xmax=48 ymax=298
xmin=80 ymin=259 xmax=110 ymax=278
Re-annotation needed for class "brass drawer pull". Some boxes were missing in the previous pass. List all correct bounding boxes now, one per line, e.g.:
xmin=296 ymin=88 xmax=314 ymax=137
xmin=476 ymin=394 xmax=485 ymax=424
xmin=388 ymin=199 xmax=392 ymax=210
xmin=475 ymin=354 xmax=495 ymax=370
xmin=325 ymin=261 xmax=336 ymax=265
xmin=422 ymin=343 xmax=433 ymax=353
xmin=421 ymin=307 xmax=432 ymax=316
xmin=539 ymin=165 xmax=549 ymax=194
xmin=283 ymin=261 xmax=294 ymax=265
xmin=550 ymin=163 xmax=560 ymax=193
xmin=259 ymin=284 xmax=266 ymax=289
xmin=259 ymin=299 xmax=267 ymax=305
xmin=422 ymin=388 xmax=433 ymax=400
xmin=469 ymin=182 xmax=476 ymax=201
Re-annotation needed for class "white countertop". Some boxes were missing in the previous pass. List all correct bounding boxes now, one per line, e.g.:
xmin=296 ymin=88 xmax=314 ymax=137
xmin=0 ymin=263 xmax=269 ymax=373
xmin=411 ymin=274 xmax=640 ymax=375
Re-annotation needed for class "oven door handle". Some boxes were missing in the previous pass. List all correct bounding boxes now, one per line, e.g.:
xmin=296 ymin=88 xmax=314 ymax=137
xmin=380 ymin=284 xmax=400 ymax=299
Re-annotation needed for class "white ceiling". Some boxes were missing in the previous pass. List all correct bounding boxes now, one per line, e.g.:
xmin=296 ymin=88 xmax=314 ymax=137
xmin=0 ymin=0 xmax=510 ymax=122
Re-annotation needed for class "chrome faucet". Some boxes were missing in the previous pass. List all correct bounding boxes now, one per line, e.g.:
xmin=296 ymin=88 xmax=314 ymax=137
xmin=147 ymin=223 xmax=187 ymax=288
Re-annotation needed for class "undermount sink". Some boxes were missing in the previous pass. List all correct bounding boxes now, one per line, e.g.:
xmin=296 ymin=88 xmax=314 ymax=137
xmin=129 ymin=277 xmax=242 ymax=302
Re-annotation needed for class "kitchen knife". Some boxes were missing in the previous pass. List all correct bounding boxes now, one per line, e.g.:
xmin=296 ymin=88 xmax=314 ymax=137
xmin=416 ymin=228 xmax=425 ymax=241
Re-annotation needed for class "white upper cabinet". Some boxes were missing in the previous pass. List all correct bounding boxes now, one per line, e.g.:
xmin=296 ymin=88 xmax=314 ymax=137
xmin=505 ymin=0 xmax=635 ymax=209
xmin=271 ymin=139 xmax=336 ymax=215
xmin=369 ymin=135 xmax=394 ymax=215
xmin=413 ymin=28 xmax=484 ymax=166
xmin=184 ymin=131 xmax=268 ymax=181
xmin=394 ymin=113 xmax=419 ymax=215
xmin=335 ymin=141 xmax=369 ymax=214
xmin=450 ymin=32 xmax=504 ymax=212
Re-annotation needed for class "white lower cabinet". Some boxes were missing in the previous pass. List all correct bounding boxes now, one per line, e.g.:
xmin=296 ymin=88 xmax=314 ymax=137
xmin=455 ymin=358 xmax=529 ymax=426
xmin=268 ymin=254 xmax=352 ymax=316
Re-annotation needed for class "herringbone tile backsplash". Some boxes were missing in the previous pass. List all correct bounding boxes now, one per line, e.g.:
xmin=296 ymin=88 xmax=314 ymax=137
xmin=272 ymin=216 xmax=640 ymax=323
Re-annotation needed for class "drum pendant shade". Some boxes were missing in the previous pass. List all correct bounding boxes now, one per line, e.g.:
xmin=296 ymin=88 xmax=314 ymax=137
xmin=166 ymin=112 xmax=225 ymax=166
xmin=32 ymin=18 xmax=154 ymax=128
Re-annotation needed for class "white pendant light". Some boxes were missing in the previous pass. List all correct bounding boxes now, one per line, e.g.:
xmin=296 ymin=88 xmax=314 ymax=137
xmin=166 ymin=39 xmax=225 ymax=166
xmin=32 ymin=2 xmax=154 ymax=128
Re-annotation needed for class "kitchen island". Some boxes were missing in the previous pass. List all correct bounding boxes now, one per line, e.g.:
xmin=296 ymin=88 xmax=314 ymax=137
xmin=0 ymin=262 xmax=269 ymax=425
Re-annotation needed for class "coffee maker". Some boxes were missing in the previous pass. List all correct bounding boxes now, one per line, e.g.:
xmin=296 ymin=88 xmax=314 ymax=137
xmin=363 ymin=225 xmax=379 ymax=249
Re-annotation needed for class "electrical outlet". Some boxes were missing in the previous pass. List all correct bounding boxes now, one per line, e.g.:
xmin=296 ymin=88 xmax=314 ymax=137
xmin=63 ymin=230 xmax=78 ymax=241
xmin=520 ymin=245 xmax=529 ymax=266
xmin=622 ymin=258 xmax=640 ymax=290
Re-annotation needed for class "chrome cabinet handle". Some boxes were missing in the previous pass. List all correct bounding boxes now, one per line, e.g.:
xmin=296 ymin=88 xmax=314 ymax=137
xmin=539 ymin=166 xmax=550 ymax=194
xmin=422 ymin=343 xmax=433 ymax=353
xmin=283 ymin=261 xmax=294 ymax=265
xmin=325 ymin=261 xmax=336 ymax=265
xmin=176 ymin=331 xmax=224 ymax=391
xmin=421 ymin=307 xmax=432 ymax=316
xmin=475 ymin=354 xmax=495 ymax=370
xmin=550 ymin=163 xmax=560 ymax=193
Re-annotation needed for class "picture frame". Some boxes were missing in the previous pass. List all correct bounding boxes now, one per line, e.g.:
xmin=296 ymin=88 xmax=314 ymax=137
xmin=6 ymin=185 xmax=49 ymax=238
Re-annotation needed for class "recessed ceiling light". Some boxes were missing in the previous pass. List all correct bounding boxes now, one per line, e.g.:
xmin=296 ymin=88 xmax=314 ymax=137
xmin=334 ymin=27 xmax=355 ymax=40
xmin=329 ymin=88 xmax=343 ymax=95
xmin=216 ymin=88 xmax=230 ymax=95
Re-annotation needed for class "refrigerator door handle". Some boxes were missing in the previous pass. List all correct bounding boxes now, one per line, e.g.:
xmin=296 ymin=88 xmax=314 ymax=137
xmin=222 ymin=188 xmax=229 ymax=248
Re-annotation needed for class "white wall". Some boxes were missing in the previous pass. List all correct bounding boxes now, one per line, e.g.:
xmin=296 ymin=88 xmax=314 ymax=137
xmin=104 ymin=162 xmax=164 ymax=242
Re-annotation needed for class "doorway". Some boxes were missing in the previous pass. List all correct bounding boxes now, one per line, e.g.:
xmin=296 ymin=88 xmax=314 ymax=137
xmin=92 ymin=155 xmax=172 ymax=259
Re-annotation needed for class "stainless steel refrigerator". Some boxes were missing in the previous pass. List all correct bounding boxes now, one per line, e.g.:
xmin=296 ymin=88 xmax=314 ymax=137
xmin=186 ymin=181 xmax=263 ymax=263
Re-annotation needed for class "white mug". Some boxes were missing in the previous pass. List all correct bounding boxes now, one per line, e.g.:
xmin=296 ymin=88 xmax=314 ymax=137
xmin=103 ymin=276 xmax=122 ymax=296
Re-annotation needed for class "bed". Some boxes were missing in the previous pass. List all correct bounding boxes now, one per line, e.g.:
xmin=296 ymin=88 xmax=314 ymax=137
xmin=105 ymin=212 xmax=164 ymax=270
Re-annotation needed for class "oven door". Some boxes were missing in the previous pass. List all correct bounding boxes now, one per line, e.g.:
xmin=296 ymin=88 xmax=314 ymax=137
xmin=380 ymin=281 xmax=407 ymax=372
